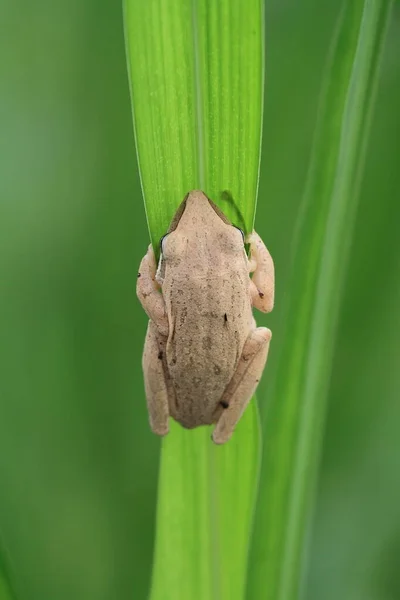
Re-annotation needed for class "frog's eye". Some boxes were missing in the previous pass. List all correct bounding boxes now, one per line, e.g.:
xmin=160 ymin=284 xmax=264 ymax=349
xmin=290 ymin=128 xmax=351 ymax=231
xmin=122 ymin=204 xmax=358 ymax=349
xmin=160 ymin=233 xmax=169 ymax=254
xmin=234 ymin=226 xmax=245 ymax=243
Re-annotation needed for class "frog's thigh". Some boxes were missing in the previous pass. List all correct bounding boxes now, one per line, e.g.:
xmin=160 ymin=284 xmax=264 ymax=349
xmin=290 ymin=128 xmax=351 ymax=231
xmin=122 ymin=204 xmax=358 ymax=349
xmin=137 ymin=245 xmax=168 ymax=336
xmin=143 ymin=321 xmax=170 ymax=436
xmin=212 ymin=327 xmax=271 ymax=445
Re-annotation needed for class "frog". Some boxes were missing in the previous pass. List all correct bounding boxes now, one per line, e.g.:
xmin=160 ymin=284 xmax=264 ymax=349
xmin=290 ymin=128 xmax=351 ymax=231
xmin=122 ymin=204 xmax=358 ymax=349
xmin=137 ymin=190 xmax=274 ymax=444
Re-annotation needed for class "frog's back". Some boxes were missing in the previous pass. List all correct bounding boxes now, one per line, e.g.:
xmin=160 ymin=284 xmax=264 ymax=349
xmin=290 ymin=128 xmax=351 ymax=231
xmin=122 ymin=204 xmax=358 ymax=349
xmin=164 ymin=266 xmax=252 ymax=428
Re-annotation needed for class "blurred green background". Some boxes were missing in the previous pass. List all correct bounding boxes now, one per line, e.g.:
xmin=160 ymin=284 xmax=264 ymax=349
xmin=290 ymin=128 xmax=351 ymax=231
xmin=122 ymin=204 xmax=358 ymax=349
xmin=0 ymin=1 xmax=399 ymax=599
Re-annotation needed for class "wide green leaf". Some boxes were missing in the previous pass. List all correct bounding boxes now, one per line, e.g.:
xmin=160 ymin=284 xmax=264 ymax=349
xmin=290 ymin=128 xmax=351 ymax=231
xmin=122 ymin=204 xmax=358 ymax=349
xmin=247 ymin=1 xmax=394 ymax=599
xmin=124 ymin=1 xmax=264 ymax=599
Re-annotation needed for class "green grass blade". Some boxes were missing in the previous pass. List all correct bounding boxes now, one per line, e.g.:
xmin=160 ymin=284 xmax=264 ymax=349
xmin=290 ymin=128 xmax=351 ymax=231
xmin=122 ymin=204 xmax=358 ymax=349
xmin=124 ymin=1 xmax=199 ymax=249
xmin=124 ymin=1 xmax=264 ymax=599
xmin=193 ymin=0 xmax=264 ymax=228
xmin=247 ymin=2 xmax=394 ymax=599
xmin=0 ymin=552 xmax=16 ymax=600
xmin=0 ymin=577 xmax=14 ymax=600
xmin=0 ymin=576 xmax=13 ymax=600
xmin=150 ymin=414 xmax=261 ymax=600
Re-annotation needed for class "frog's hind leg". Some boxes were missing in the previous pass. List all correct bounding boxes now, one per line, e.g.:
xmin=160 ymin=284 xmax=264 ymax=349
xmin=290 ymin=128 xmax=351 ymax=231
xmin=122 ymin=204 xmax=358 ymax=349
xmin=212 ymin=327 xmax=271 ymax=445
xmin=142 ymin=321 xmax=170 ymax=436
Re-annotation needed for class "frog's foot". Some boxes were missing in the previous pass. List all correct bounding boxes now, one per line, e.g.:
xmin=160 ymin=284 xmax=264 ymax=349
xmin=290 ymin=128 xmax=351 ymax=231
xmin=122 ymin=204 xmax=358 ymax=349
xmin=247 ymin=231 xmax=274 ymax=313
xmin=143 ymin=321 xmax=170 ymax=436
xmin=212 ymin=327 xmax=271 ymax=445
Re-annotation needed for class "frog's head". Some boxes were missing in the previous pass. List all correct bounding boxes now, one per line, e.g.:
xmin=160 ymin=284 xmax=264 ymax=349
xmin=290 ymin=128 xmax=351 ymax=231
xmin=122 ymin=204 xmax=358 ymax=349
xmin=160 ymin=190 xmax=245 ymax=266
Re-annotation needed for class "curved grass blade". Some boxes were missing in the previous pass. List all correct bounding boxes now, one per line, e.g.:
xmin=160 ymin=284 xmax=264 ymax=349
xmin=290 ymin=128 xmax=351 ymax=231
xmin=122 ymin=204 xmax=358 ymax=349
xmin=0 ymin=549 xmax=17 ymax=600
xmin=0 ymin=578 xmax=14 ymax=600
xmin=247 ymin=1 xmax=394 ymax=599
xmin=124 ymin=1 xmax=264 ymax=599
xmin=0 ymin=572 xmax=14 ymax=600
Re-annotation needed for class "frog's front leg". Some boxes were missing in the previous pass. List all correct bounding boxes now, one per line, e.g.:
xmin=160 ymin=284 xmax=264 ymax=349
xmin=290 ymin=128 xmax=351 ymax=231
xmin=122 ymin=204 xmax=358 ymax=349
xmin=137 ymin=244 xmax=168 ymax=336
xmin=142 ymin=321 xmax=170 ymax=436
xmin=247 ymin=231 xmax=274 ymax=313
xmin=212 ymin=327 xmax=271 ymax=445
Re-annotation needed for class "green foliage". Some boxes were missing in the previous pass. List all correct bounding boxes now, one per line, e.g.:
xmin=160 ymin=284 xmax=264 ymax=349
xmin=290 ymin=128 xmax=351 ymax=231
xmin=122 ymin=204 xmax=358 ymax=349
xmin=0 ymin=565 xmax=14 ymax=600
xmin=0 ymin=1 xmax=399 ymax=600
xmin=248 ymin=1 xmax=394 ymax=599
xmin=124 ymin=0 xmax=263 ymax=241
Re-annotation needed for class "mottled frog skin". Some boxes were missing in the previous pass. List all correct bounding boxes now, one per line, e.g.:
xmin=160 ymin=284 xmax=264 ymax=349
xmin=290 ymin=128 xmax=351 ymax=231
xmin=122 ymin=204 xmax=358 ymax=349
xmin=137 ymin=190 xmax=274 ymax=444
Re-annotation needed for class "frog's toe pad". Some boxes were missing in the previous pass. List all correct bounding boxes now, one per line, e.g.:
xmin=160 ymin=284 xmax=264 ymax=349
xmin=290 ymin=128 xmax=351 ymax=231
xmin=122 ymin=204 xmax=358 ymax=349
xmin=152 ymin=423 xmax=169 ymax=437
xmin=212 ymin=429 xmax=232 ymax=445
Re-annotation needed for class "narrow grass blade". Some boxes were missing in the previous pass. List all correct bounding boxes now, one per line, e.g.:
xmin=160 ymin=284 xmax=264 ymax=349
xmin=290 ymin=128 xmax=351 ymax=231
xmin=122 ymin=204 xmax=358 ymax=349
xmin=0 ymin=579 xmax=14 ymax=600
xmin=0 ymin=552 xmax=16 ymax=600
xmin=124 ymin=1 xmax=264 ymax=599
xmin=247 ymin=1 xmax=394 ymax=599
xmin=192 ymin=0 xmax=264 ymax=229
xmin=0 ymin=578 xmax=14 ymax=600
xmin=124 ymin=1 xmax=199 ymax=250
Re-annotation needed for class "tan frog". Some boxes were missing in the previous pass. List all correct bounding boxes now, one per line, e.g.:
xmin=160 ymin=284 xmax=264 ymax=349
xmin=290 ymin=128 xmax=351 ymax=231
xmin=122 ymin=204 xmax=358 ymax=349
xmin=137 ymin=190 xmax=274 ymax=444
